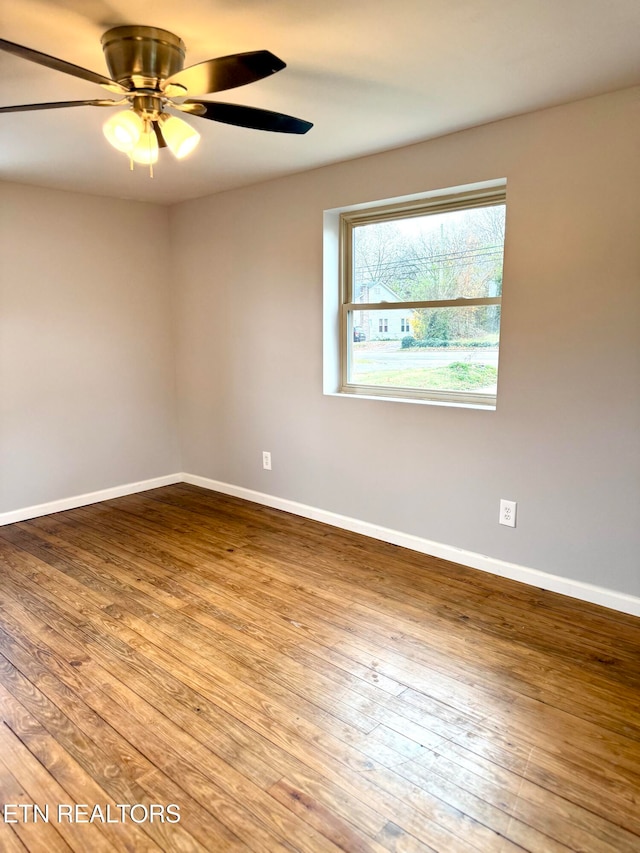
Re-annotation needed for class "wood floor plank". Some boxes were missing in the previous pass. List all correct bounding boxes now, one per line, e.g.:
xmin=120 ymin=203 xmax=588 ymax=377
xmin=31 ymin=509 xmax=411 ymax=700
xmin=2 ymin=527 xmax=386 ymax=739
xmin=0 ymin=573 xmax=338 ymax=852
xmin=397 ymin=749 xmax=637 ymax=853
xmin=267 ymin=778 xmax=390 ymax=853
xmin=0 ymin=608 xmax=272 ymax=847
xmin=0 ymin=561 xmax=481 ymax=850
xmin=45 ymin=510 xmax=488 ymax=748
xmin=438 ymin=723 xmax=640 ymax=839
xmin=0 ymin=721 xmax=119 ymax=853
xmin=333 ymin=638 xmax=640 ymax=792
xmin=0 ymin=675 xmax=206 ymax=853
xmin=89 ymin=501 xmax=638 ymax=742
xmin=0 ymin=824 xmax=29 ymax=853
xmin=0 ymin=590 xmax=250 ymax=851
xmin=0 ymin=756 xmax=72 ymax=853
xmin=0 ymin=695 xmax=162 ymax=853
xmin=0 ymin=558 xmax=486 ymax=850
xmin=155 ymin=483 xmax=640 ymax=652
xmin=0 ymin=483 xmax=638 ymax=853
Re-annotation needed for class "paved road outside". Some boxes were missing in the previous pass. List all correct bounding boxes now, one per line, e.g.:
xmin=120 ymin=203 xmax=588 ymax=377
xmin=353 ymin=346 xmax=499 ymax=371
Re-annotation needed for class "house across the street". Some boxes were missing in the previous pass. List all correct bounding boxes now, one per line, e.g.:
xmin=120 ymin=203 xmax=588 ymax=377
xmin=354 ymin=281 xmax=412 ymax=340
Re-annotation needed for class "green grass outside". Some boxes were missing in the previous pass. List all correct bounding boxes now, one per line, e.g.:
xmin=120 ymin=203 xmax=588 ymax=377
xmin=354 ymin=361 xmax=497 ymax=391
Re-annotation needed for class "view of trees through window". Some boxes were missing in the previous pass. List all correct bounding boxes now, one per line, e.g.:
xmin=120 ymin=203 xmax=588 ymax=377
xmin=346 ymin=200 xmax=506 ymax=402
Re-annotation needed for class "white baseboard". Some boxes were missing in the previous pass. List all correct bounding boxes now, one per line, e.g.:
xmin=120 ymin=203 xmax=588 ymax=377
xmin=183 ymin=473 xmax=640 ymax=618
xmin=0 ymin=474 xmax=183 ymax=527
xmin=2 ymin=471 xmax=637 ymax=617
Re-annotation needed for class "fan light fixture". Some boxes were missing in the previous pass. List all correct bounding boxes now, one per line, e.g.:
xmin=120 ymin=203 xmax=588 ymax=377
xmin=159 ymin=114 xmax=200 ymax=159
xmin=130 ymin=123 xmax=159 ymax=165
xmin=0 ymin=25 xmax=313 ymax=179
xmin=103 ymin=109 xmax=144 ymax=152
xmin=103 ymin=109 xmax=199 ymax=172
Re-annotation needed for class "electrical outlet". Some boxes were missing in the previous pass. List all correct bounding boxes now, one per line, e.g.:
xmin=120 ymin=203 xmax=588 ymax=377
xmin=499 ymin=499 xmax=517 ymax=527
xmin=262 ymin=451 xmax=272 ymax=470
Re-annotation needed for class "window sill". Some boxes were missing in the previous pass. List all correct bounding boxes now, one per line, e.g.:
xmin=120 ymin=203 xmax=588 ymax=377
xmin=325 ymin=390 xmax=496 ymax=411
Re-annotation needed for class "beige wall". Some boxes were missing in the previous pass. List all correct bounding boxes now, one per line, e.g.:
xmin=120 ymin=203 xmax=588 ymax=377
xmin=171 ymin=87 xmax=640 ymax=597
xmin=0 ymin=183 xmax=179 ymax=511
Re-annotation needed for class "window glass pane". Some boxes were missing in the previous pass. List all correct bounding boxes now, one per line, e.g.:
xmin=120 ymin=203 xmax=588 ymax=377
xmin=349 ymin=306 xmax=500 ymax=395
xmin=352 ymin=204 xmax=505 ymax=303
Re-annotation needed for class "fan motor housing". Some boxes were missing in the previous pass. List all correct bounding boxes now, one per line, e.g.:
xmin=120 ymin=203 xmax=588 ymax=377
xmin=101 ymin=26 xmax=185 ymax=90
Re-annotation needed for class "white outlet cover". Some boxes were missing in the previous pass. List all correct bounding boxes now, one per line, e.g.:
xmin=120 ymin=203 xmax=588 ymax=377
xmin=499 ymin=499 xmax=517 ymax=528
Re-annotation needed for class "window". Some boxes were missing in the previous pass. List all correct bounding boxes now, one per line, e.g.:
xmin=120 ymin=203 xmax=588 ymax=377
xmin=339 ymin=185 xmax=506 ymax=407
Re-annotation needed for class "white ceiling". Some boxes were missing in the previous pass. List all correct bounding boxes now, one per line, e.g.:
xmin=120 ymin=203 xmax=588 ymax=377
xmin=1 ymin=0 xmax=639 ymax=204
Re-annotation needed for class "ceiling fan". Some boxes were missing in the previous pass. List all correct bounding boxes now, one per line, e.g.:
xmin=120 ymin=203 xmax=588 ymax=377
xmin=0 ymin=26 xmax=313 ymax=170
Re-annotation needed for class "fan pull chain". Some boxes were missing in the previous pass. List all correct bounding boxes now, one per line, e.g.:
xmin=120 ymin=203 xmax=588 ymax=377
xmin=147 ymin=123 xmax=154 ymax=178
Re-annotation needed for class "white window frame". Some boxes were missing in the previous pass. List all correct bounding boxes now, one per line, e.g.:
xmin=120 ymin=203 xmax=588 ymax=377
xmin=338 ymin=185 xmax=506 ymax=407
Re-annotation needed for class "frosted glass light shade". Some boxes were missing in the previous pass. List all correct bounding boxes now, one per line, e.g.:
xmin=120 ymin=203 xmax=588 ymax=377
xmin=160 ymin=114 xmax=200 ymax=159
xmin=130 ymin=127 xmax=159 ymax=164
xmin=103 ymin=110 xmax=144 ymax=152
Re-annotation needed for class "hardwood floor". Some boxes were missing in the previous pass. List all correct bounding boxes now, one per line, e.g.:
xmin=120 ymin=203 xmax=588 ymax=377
xmin=0 ymin=484 xmax=638 ymax=852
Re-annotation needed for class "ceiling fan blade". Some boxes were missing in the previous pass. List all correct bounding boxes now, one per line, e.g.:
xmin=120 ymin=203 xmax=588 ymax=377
xmin=0 ymin=99 xmax=123 ymax=113
xmin=0 ymin=38 xmax=128 ymax=94
xmin=185 ymin=100 xmax=313 ymax=134
xmin=171 ymin=102 xmax=207 ymax=116
xmin=152 ymin=121 xmax=168 ymax=149
xmin=164 ymin=50 xmax=286 ymax=96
